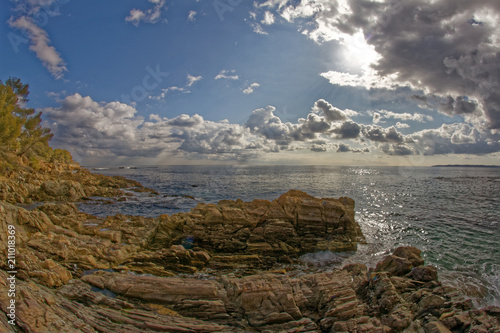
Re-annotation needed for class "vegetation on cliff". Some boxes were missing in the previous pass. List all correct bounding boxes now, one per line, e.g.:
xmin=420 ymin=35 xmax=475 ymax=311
xmin=0 ymin=78 xmax=72 ymax=175
xmin=0 ymin=78 xmax=154 ymax=205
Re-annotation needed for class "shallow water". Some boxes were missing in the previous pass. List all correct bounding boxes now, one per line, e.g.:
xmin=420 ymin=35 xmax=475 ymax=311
xmin=79 ymin=165 xmax=500 ymax=306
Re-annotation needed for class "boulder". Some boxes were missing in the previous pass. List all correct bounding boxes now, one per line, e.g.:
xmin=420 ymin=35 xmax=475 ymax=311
xmin=149 ymin=190 xmax=365 ymax=268
xmin=424 ymin=321 xmax=452 ymax=333
xmin=375 ymin=246 xmax=425 ymax=276
xmin=410 ymin=265 xmax=438 ymax=282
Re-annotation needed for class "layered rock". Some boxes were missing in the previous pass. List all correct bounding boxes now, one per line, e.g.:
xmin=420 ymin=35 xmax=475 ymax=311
xmin=148 ymin=190 xmax=364 ymax=270
xmin=2 ymin=244 xmax=499 ymax=332
xmin=0 ymin=168 xmax=499 ymax=332
xmin=0 ymin=164 xmax=156 ymax=205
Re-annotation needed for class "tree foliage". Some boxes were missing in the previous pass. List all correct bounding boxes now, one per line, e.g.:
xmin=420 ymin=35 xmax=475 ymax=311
xmin=0 ymin=77 xmax=63 ymax=162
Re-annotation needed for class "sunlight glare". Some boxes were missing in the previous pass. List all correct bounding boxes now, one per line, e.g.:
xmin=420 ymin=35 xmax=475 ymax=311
xmin=341 ymin=30 xmax=381 ymax=73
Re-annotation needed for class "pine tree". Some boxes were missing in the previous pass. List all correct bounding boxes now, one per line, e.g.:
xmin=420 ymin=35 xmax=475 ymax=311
xmin=0 ymin=83 xmax=23 ymax=151
xmin=0 ymin=77 xmax=53 ymax=157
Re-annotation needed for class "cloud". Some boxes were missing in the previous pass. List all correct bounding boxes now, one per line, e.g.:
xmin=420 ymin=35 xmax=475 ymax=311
xmin=43 ymin=94 xmax=154 ymax=157
xmin=125 ymin=0 xmax=166 ymax=26
xmin=331 ymin=121 xmax=361 ymax=139
xmin=439 ymin=96 xmax=479 ymax=116
xmin=245 ymin=106 xmax=293 ymax=143
xmin=313 ymin=99 xmax=347 ymax=122
xmin=250 ymin=22 xmax=268 ymax=35
xmin=336 ymin=143 xmax=369 ymax=153
xmin=261 ymin=11 xmax=275 ymax=25
xmin=8 ymin=13 xmax=67 ymax=79
xmin=43 ymin=94 xmax=264 ymax=161
xmin=395 ymin=122 xmax=410 ymax=129
xmin=151 ymin=74 xmax=202 ymax=99
xmin=43 ymin=95 xmax=500 ymax=162
xmin=215 ymin=69 xmax=239 ymax=80
xmin=186 ymin=74 xmax=203 ymax=87
xmin=188 ymin=10 xmax=197 ymax=22
xmin=410 ymin=123 xmax=500 ymax=155
xmin=166 ymin=114 xmax=204 ymax=127
xmin=363 ymin=125 xmax=405 ymax=143
xmin=380 ymin=144 xmax=417 ymax=156
xmin=311 ymin=144 xmax=327 ymax=152
xmin=320 ymin=70 xmax=401 ymax=90
xmin=371 ymin=110 xmax=434 ymax=124
xmin=257 ymin=0 xmax=500 ymax=128
xmin=242 ymin=82 xmax=260 ymax=94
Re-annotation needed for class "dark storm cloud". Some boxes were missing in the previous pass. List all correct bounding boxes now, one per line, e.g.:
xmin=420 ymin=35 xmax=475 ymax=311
xmin=261 ymin=0 xmax=500 ymax=128
xmin=360 ymin=0 xmax=500 ymax=127
xmin=331 ymin=121 xmax=361 ymax=139
xmin=439 ymin=96 xmax=479 ymax=116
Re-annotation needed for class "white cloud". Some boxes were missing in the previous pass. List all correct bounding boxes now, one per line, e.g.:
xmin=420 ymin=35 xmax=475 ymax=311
xmin=242 ymin=82 xmax=260 ymax=94
xmin=125 ymin=0 xmax=166 ymax=26
xmin=215 ymin=69 xmax=239 ymax=80
xmin=188 ymin=10 xmax=197 ymax=22
xmin=8 ymin=16 xmax=66 ymax=79
xmin=411 ymin=123 xmax=500 ymax=155
xmin=186 ymin=74 xmax=203 ymax=87
xmin=250 ymin=22 xmax=268 ymax=35
xmin=320 ymin=70 xmax=402 ymax=90
xmin=151 ymin=74 xmax=202 ymax=100
xmin=44 ymin=94 xmax=264 ymax=161
xmin=43 ymin=95 xmax=500 ymax=163
xmin=395 ymin=122 xmax=410 ymax=129
xmin=313 ymin=99 xmax=348 ymax=122
xmin=261 ymin=11 xmax=275 ymax=25
xmin=371 ymin=110 xmax=434 ymax=124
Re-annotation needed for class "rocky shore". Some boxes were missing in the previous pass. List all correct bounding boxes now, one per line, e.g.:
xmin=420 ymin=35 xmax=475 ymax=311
xmin=0 ymin=162 xmax=499 ymax=332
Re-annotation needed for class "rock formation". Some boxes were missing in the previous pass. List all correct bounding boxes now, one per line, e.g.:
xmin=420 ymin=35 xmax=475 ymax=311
xmin=0 ymin=166 xmax=499 ymax=332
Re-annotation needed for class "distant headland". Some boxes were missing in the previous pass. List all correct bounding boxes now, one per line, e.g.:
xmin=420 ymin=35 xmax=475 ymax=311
xmin=432 ymin=164 xmax=500 ymax=168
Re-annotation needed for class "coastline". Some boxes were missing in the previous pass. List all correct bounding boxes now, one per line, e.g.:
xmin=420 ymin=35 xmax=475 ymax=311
xmin=1 ymin=162 xmax=499 ymax=332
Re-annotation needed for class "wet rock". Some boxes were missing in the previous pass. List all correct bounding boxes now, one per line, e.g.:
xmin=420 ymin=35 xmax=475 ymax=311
xmin=424 ymin=320 xmax=452 ymax=333
xmin=410 ymin=265 xmax=438 ymax=282
xmin=375 ymin=246 xmax=425 ymax=277
xmin=149 ymin=190 xmax=365 ymax=268
xmin=419 ymin=294 xmax=446 ymax=313
xmin=128 ymin=245 xmax=211 ymax=274
xmin=376 ymin=254 xmax=414 ymax=276
xmin=393 ymin=246 xmax=425 ymax=267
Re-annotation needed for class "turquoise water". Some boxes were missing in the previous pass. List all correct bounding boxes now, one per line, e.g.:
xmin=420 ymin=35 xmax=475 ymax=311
xmin=80 ymin=165 xmax=500 ymax=306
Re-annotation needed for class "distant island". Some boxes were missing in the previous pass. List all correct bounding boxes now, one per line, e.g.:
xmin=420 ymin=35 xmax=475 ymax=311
xmin=432 ymin=164 xmax=500 ymax=168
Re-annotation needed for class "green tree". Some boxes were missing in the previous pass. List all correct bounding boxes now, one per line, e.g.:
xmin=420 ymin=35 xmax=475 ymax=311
xmin=0 ymin=77 xmax=53 ymax=157
xmin=0 ymin=83 xmax=23 ymax=151
xmin=52 ymin=148 xmax=73 ymax=164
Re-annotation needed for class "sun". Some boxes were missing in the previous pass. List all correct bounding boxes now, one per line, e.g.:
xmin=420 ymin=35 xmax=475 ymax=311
xmin=341 ymin=30 xmax=381 ymax=73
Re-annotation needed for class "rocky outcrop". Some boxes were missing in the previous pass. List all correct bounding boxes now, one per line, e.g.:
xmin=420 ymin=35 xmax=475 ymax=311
xmin=2 ymin=243 xmax=499 ymax=332
xmin=0 ymin=165 xmax=157 ymax=205
xmin=0 ymin=165 xmax=498 ymax=332
xmin=148 ymin=190 xmax=365 ymax=269
xmin=0 ymin=190 xmax=365 ymax=280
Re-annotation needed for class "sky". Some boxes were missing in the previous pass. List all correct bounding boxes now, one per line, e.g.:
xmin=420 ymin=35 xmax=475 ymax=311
xmin=1 ymin=0 xmax=500 ymax=166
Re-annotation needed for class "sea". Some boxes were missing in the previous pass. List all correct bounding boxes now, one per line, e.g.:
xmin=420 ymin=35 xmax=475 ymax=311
xmin=79 ymin=165 xmax=500 ymax=307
